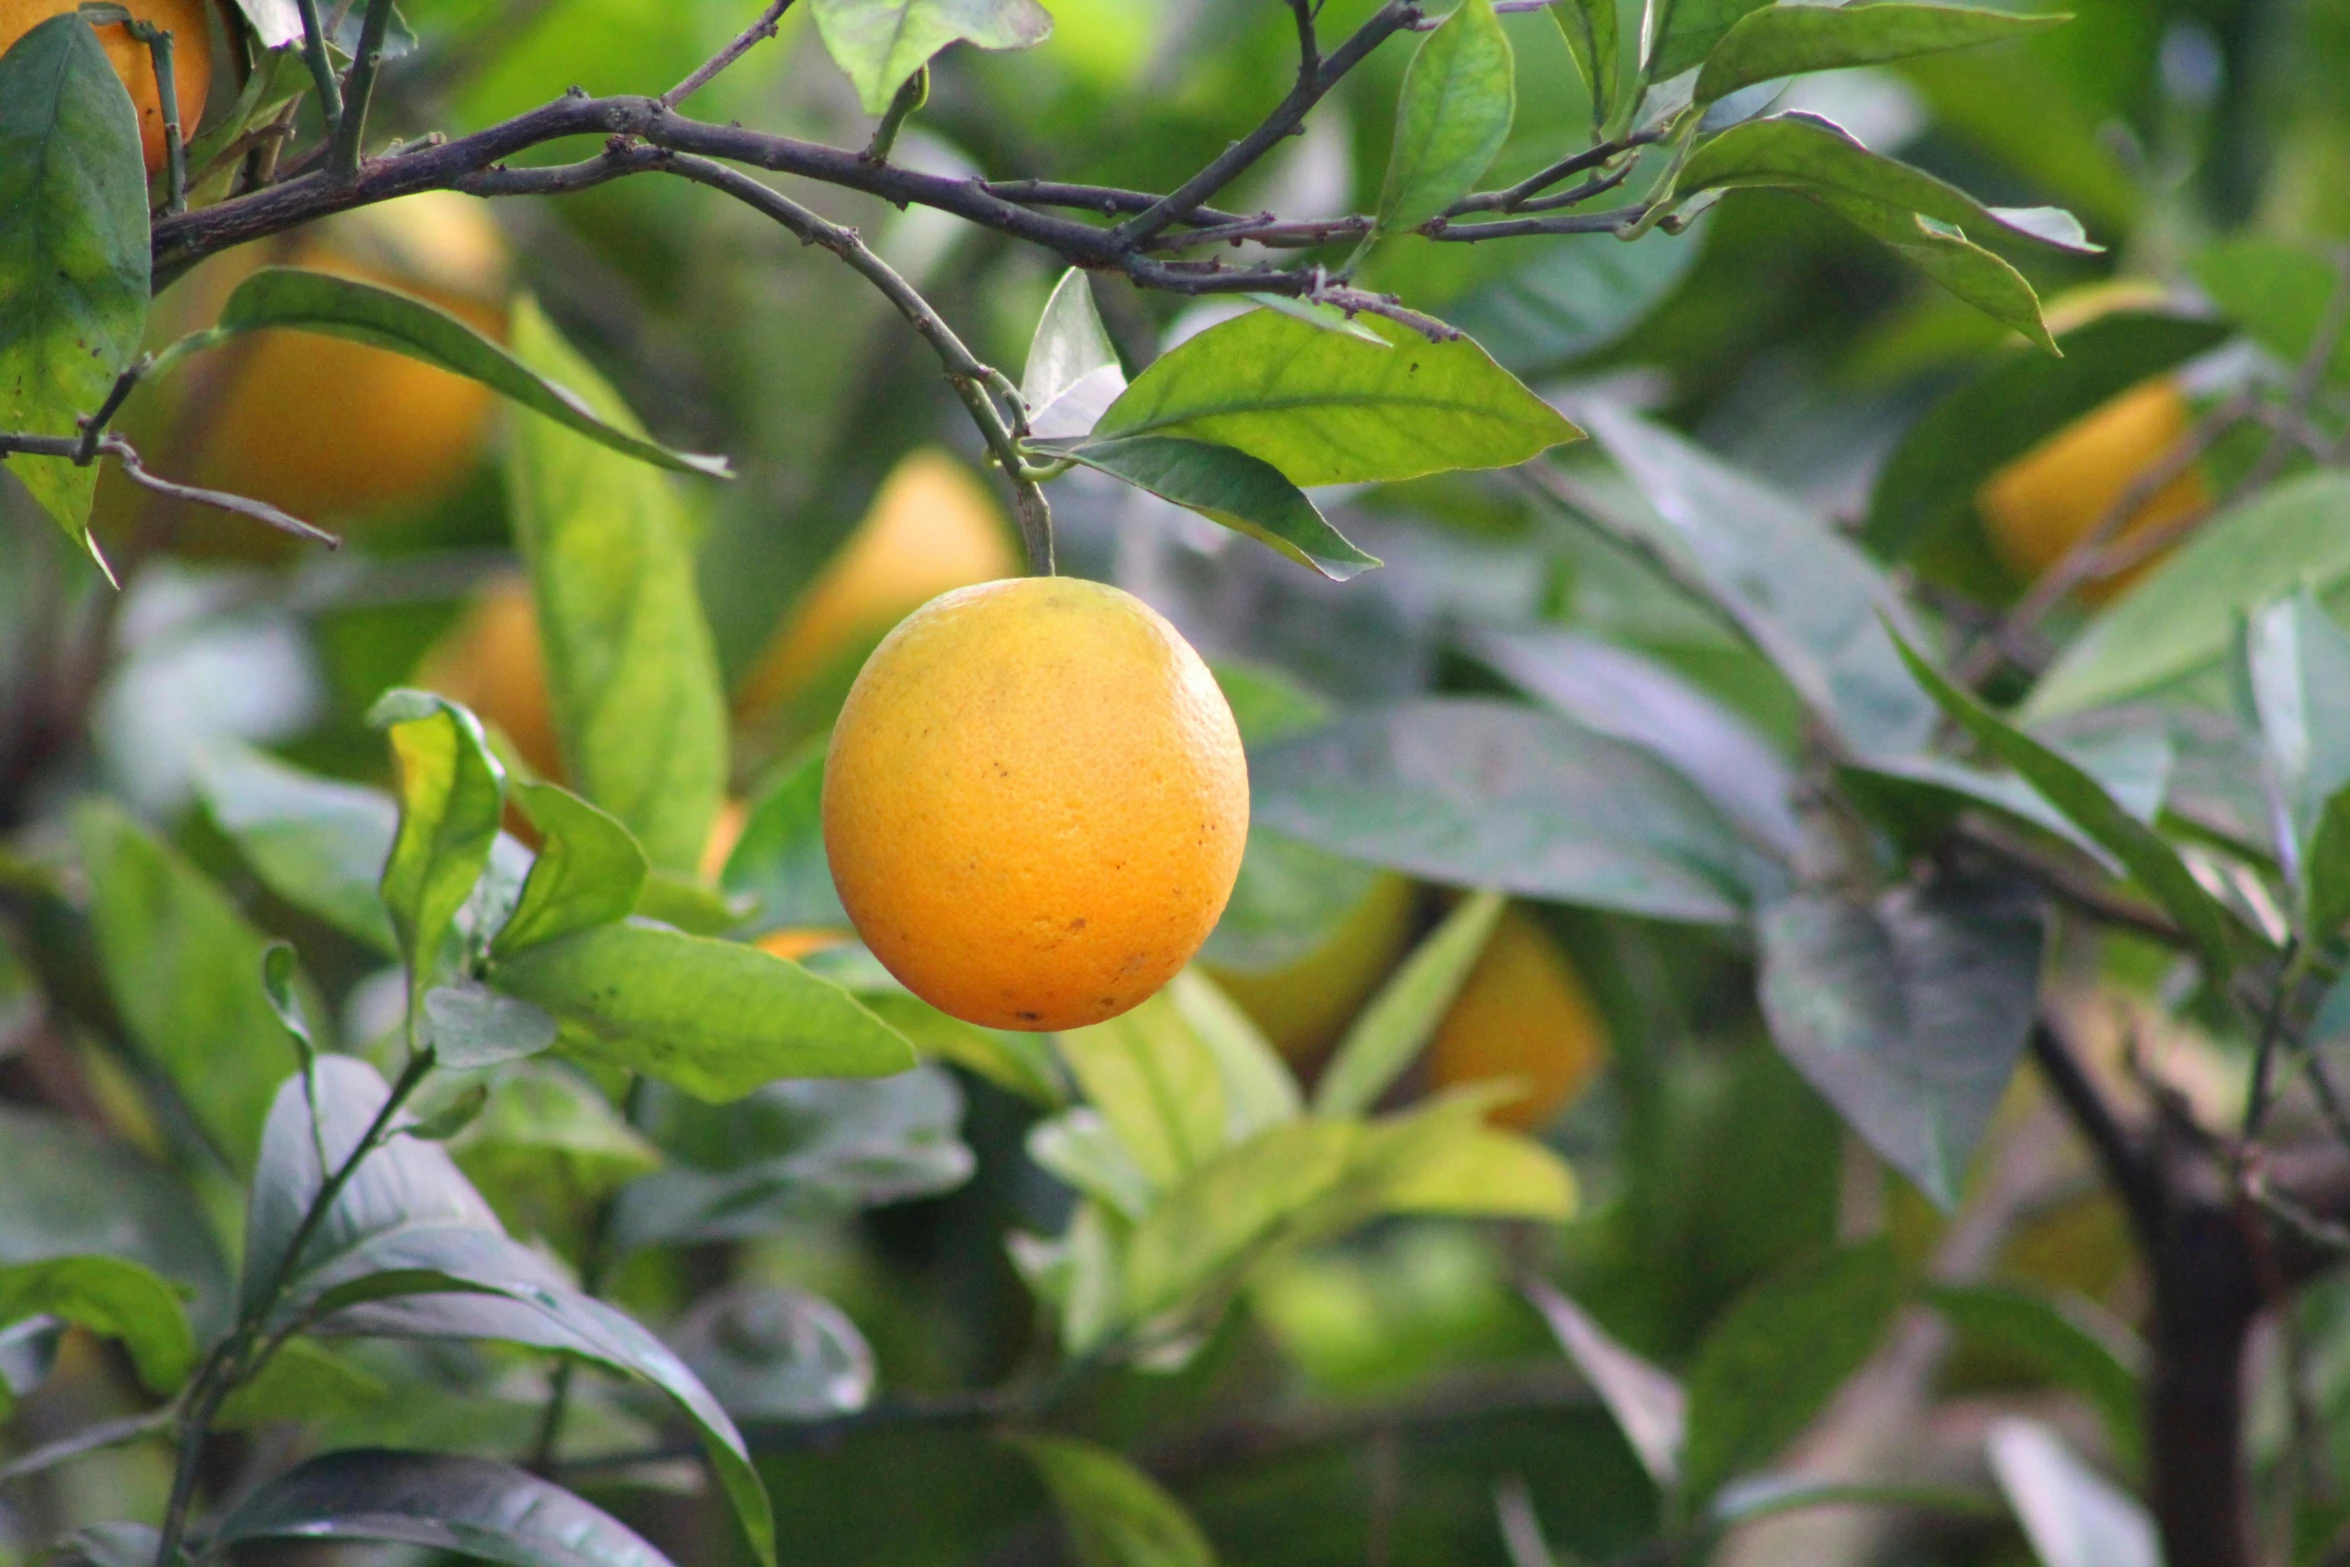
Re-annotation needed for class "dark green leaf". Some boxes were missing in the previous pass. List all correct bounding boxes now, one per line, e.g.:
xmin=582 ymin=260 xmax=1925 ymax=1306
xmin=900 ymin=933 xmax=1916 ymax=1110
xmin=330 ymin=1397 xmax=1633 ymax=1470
xmin=1250 ymin=697 xmax=1755 ymax=921
xmin=508 ymin=300 xmax=728 ymax=876
xmin=671 ymin=1282 xmax=874 ymax=1422
xmin=1681 ymin=1241 xmax=1904 ymax=1503
xmin=2193 ymin=238 xmax=2350 ymax=387
xmin=1926 ymin=1284 xmax=2144 ymax=1472
xmin=423 ymin=981 xmax=560 ymax=1071
xmin=1059 ymin=436 xmax=1380 ymax=581
xmin=1447 ymin=223 xmax=1704 ymax=376
xmin=1864 ymin=309 xmax=2229 ymax=561
xmin=1524 ymin=1278 xmax=1686 ymax=1488
xmin=1314 ymin=890 xmax=1504 ymax=1118
xmin=0 ymin=14 xmax=149 ymax=549
xmin=0 ymin=1104 xmax=230 ymax=1331
xmin=614 ymin=1069 xmax=971 ymax=1249
xmin=1574 ymin=401 xmax=1940 ymax=759
xmin=1553 ymin=0 xmax=1620 ymax=136
xmin=722 ymin=748 xmax=848 ymax=932
xmin=197 ymin=746 xmax=400 ymax=953
xmin=1647 ymin=0 xmax=1772 ymax=80
xmin=1201 ymin=828 xmax=1394 ymax=974
xmin=0 ymin=1256 xmax=194 ymax=1394
xmin=1696 ymin=5 xmax=2067 ymax=105
xmin=1808 ymin=189 xmax=2057 ymax=352
xmin=213 ymin=1449 xmax=674 ymax=1567
xmin=486 ymin=920 xmax=914 ymax=1100
xmin=811 ymin=0 xmax=1054 ymax=114
xmin=75 ymin=801 xmax=291 ymax=1173
xmin=1758 ymin=875 xmax=2045 ymax=1209
xmin=449 ymin=1060 xmax=661 ymax=1226
xmin=494 ymin=781 xmax=649 ymax=955
xmin=371 ymin=689 xmax=507 ymax=999
xmin=53 ymin=1524 xmax=160 ymax=1567
xmin=214 ymin=1338 xmax=387 ymax=1428
xmin=1092 ymin=309 xmax=1579 ymax=487
xmin=1894 ymin=635 xmax=2248 ymax=975
xmin=1378 ymin=0 xmax=1514 ymax=235
xmin=1012 ymin=1434 xmax=1219 ymax=1567
xmin=2024 ymin=473 xmax=2350 ymax=721
xmin=261 ymin=943 xmax=316 ymax=1065
xmin=1984 ymin=1418 xmax=2159 ymax=1567
xmin=150 ymin=269 xmax=731 ymax=476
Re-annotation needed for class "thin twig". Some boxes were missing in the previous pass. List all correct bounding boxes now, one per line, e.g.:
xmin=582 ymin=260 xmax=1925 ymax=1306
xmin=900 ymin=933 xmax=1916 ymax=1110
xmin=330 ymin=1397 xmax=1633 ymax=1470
xmin=0 ymin=431 xmax=336 ymax=547
xmin=330 ymin=0 xmax=400 ymax=178
xmin=1442 ymin=128 xmax=1663 ymax=216
xmin=1408 ymin=0 xmax=1559 ymax=24
xmin=291 ymin=0 xmax=345 ymax=138
xmin=661 ymin=0 xmax=794 ymax=110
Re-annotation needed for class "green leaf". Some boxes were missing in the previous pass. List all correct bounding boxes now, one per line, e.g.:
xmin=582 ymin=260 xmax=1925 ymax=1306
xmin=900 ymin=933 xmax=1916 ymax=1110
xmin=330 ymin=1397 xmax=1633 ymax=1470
xmin=197 ymin=746 xmax=400 ymax=953
xmin=1646 ymin=0 xmax=1772 ymax=80
xmin=1055 ymin=990 xmax=1229 ymax=1188
xmin=74 ymin=802 xmax=292 ymax=1174
xmin=1808 ymin=189 xmax=2058 ymax=353
xmin=213 ymin=1449 xmax=675 ymax=1567
xmin=2023 ymin=473 xmax=2350 ymax=722
xmin=1448 ymin=223 xmax=1705 ymax=376
xmin=669 ymin=1282 xmax=874 ymax=1422
xmin=1696 ymin=5 xmax=2067 ymax=105
xmin=1376 ymin=1123 xmax=1576 ymax=1217
xmin=2193 ymin=238 xmax=2350 ymax=388
xmin=722 ymin=748 xmax=848 ymax=933
xmin=1378 ymin=0 xmax=1514 ymax=235
xmin=1681 ymin=1241 xmax=1905 ymax=1504
xmin=422 ymin=981 xmax=560 ymax=1070
xmin=214 ymin=1338 xmax=387 ymax=1428
xmin=0 ymin=14 xmax=149 ymax=550
xmin=1926 ymin=1284 xmax=2144 ymax=1473
xmin=1524 ymin=1278 xmax=1686 ymax=1488
xmin=1678 ymin=115 xmax=2097 ymax=255
xmin=0 ymin=1256 xmax=194 ymax=1395
xmin=1864 ymin=309 xmax=2230 ymax=561
xmin=0 ymin=1104 xmax=231 ymax=1332
xmin=1893 ymin=635 xmax=2249 ymax=976
xmin=613 ymin=1069 xmax=971 ymax=1248
xmin=494 ymin=781 xmax=649 ymax=955
xmin=449 ymin=1060 xmax=662 ymax=1227
xmin=2239 ymin=591 xmax=2350 ymax=940
xmin=1757 ymin=875 xmax=2045 ymax=1210
xmin=370 ymin=690 xmax=507 ymax=1000
xmin=1553 ymin=0 xmax=1620 ymax=137
xmin=1121 ymin=1119 xmax=1362 ymax=1322
xmin=811 ymin=0 xmax=1054 ymax=115
xmin=486 ymin=920 xmax=915 ymax=1100
xmin=1091 ymin=308 xmax=1579 ymax=487
xmin=1012 ymin=1435 xmax=1218 ymax=1567
xmin=1059 ymin=436 xmax=1381 ymax=581
xmin=1030 ymin=1109 xmax=1158 ymax=1220
xmin=1167 ymin=969 xmax=1300 ymax=1141
xmin=508 ymin=299 xmax=728 ymax=876
xmin=855 ymin=988 xmax=1069 ymax=1108
xmin=1201 ymin=829 xmax=1395 ymax=973
xmin=1250 ymin=698 xmax=1754 ymax=922
xmin=1315 ymin=891 xmax=1505 ymax=1118
xmin=1573 ymin=401 xmax=1940 ymax=759
xmin=1985 ymin=1418 xmax=2159 ymax=1567
xmin=148 ymin=269 xmax=732 ymax=477
xmin=1022 ymin=268 xmax=1126 ymax=438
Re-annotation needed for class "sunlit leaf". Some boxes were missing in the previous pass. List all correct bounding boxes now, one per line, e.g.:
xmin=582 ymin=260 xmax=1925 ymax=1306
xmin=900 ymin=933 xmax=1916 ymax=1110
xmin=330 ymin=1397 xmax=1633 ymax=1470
xmin=1060 ymin=436 xmax=1380 ymax=580
xmin=1012 ymin=1434 xmax=1218 ymax=1567
xmin=1696 ymin=5 xmax=2066 ymax=106
xmin=0 ymin=1256 xmax=194 ymax=1395
xmin=812 ymin=0 xmax=1054 ymax=115
xmin=1377 ymin=0 xmax=1514 ymax=235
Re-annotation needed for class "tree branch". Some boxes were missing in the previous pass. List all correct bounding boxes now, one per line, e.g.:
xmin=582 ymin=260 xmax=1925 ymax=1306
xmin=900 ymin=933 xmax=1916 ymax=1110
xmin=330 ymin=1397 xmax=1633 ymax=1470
xmin=662 ymin=0 xmax=794 ymax=110
xmin=0 ymin=431 xmax=337 ymax=548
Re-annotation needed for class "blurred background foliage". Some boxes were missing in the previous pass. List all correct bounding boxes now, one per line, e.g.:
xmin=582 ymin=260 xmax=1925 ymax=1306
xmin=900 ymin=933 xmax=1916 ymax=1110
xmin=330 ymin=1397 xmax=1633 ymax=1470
xmin=9 ymin=0 xmax=2350 ymax=1560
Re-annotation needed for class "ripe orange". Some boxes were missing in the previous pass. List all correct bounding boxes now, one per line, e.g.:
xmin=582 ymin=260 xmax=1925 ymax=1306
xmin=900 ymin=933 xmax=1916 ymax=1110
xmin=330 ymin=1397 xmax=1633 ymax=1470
xmin=1 ymin=0 xmax=214 ymax=176
xmin=1205 ymin=872 xmax=1418 ymax=1065
xmin=822 ymin=577 xmax=1248 ymax=1031
xmin=189 ymin=192 xmax=509 ymax=527
xmin=412 ymin=575 xmax=560 ymax=782
xmin=1978 ymin=378 xmax=2211 ymax=604
xmin=736 ymin=450 xmax=1019 ymax=721
xmin=1426 ymin=911 xmax=1609 ymax=1131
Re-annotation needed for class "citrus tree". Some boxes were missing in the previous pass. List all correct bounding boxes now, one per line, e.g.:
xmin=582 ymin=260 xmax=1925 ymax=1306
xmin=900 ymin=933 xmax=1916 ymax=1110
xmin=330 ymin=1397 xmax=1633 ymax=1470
xmin=1 ymin=2 xmax=2348 ymax=1566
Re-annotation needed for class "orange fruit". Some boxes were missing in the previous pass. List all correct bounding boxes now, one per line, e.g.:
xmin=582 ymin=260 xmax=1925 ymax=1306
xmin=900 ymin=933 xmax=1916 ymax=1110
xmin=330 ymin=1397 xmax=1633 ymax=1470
xmin=1426 ymin=911 xmax=1610 ymax=1131
xmin=735 ymin=450 xmax=1019 ymax=719
xmin=189 ymin=192 xmax=509 ymax=526
xmin=1978 ymin=378 xmax=2212 ymax=603
xmin=413 ymin=575 xmax=560 ymax=782
xmin=822 ymin=577 xmax=1248 ymax=1031
xmin=1205 ymin=871 xmax=1417 ymax=1065
xmin=2 ymin=0 xmax=215 ymax=176
xmin=756 ymin=928 xmax=852 ymax=962
xmin=701 ymin=796 xmax=748 ymax=884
